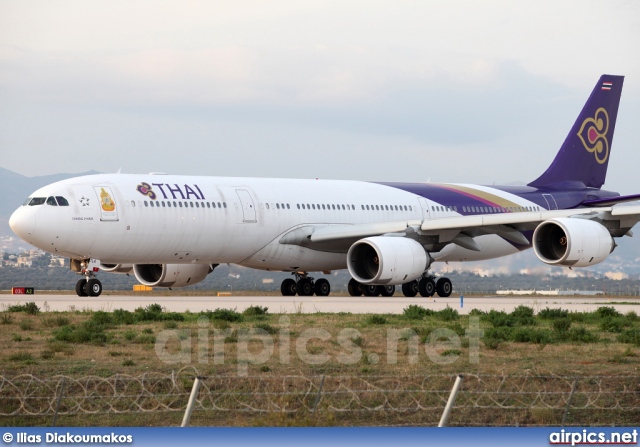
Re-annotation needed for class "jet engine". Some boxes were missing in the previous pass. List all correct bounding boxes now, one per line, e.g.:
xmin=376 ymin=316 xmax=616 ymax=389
xmin=533 ymin=218 xmax=614 ymax=267
xmin=99 ymin=263 xmax=133 ymax=274
xmin=133 ymin=264 xmax=214 ymax=288
xmin=347 ymin=237 xmax=429 ymax=285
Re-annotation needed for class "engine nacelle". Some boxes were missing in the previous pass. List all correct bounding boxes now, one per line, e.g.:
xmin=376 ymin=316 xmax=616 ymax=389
xmin=99 ymin=263 xmax=133 ymax=274
xmin=133 ymin=264 xmax=214 ymax=288
xmin=347 ymin=237 xmax=429 ymax=285
xmin=533 ymin=218 xmax=614 ymax=267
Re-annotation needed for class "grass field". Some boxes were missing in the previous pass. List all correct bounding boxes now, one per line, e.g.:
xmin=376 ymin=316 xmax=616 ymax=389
xmin=1 ymin=300 xmax=639 ymax=426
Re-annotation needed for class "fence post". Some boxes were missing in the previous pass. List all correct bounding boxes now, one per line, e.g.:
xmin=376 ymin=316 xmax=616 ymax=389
xmin=181 ymin=376 xmax=202 ymax=427
xmin=52 ymin=377 xmax=66 ymax=427
xmin=438 ymin=374 xmax=463 ymax=427
xmin=561 ymin=379 xmax=579 ymax=426
xmin=312 ymin=375 xmax=326 ymax=415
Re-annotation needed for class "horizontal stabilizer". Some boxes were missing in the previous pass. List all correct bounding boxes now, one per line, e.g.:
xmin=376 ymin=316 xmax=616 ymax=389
xmin=581 ymin=194 xmax=640 ymax=207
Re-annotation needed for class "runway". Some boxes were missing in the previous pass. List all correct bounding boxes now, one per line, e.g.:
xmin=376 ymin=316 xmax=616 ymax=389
xmin=2 ymin=293 xmax=640 ymax=315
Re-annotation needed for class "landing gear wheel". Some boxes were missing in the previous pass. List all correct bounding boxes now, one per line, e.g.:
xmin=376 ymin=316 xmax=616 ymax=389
xmin=363 ymin=285 xmax=381 ymax=297
xmin=314 ymin=278 xmax=331 ymax=296
xmin=75 ymin=279 xmax=88 ymax=297
xmin=436 ymin=277 xmax=452 ymax=297
xmin=380 ymin=285 xmax=395 ymax=297
xmin=348 ymin=279 xmax=363 ymax=297
xmin=86 ymin=278 xmax=102 ymax=297
xmin=418 ymin=277 xmax=436 ymax=297
xmin=296 ymin=278 xmax=314 ymax=296
xmin=402 ymin=281 xmax=418 ymax=297
xmin=281 ymin=278 xmax=297 ymax=296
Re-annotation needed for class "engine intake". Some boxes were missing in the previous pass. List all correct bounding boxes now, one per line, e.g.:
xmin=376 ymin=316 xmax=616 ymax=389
xmin=133 ymin=263 xmax=214 ymax=288
xmin=533 ymin=218 xmax=614 ymax=267
xmin=347 ymin=237 xmax=429 ymax=285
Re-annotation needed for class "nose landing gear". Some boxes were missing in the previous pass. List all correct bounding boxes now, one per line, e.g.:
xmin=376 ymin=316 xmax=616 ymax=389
xmin=71 ymin=259 xmax=103 ymax=297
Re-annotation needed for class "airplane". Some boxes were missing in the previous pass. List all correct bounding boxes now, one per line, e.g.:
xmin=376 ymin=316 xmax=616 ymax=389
xmin=9 ymin=74 xmax=640 ymax=299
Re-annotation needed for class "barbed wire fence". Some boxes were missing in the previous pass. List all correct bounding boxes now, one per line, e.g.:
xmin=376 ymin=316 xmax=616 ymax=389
xmin=1 ymin=370 xmax=638 ymax=426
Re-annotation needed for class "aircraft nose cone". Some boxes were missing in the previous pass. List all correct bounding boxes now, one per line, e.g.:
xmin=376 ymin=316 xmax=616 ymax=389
xmin=9 ymin=207 xmax=35 ymax=241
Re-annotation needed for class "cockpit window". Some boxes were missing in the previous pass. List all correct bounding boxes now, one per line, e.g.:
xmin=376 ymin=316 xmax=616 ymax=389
xmin=28 ymin=197 xmax=46 ymax=206
xmin=56 ymin=196 xmax=69 ymax=206
xmin=46 ymin=196 xmax=58 ymax=206
xmin=23 ymin=197 xmax=31 ymax=206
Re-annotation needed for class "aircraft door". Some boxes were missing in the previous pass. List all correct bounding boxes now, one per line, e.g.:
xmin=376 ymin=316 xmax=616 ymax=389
xmin=235 ymin=189 xmax=257 ymax=223
xmin=542 ymin=194 xmax=558 ymax=210
xmin=418 ymin=197 xmax=431 ymax=220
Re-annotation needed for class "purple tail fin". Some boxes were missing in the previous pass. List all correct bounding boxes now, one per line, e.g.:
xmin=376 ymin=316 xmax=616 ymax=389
xmin=528 ymin=74 xmax=624 ymax=190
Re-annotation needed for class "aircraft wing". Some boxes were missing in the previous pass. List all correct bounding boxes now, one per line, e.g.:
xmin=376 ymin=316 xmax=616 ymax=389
xmin=279 ymin=204 xmax=640 ymax=253
xmin=310 ymin=220 xmax=423 ymax=242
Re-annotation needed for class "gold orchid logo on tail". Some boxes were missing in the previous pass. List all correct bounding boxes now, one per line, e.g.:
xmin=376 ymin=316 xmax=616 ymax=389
xmin=577 ymin=107 xmax=609 ymax=164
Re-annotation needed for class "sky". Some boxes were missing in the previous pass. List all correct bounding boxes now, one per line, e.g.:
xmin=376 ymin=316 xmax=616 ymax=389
xmin=1 ymin=0 xmax=639 ymax=194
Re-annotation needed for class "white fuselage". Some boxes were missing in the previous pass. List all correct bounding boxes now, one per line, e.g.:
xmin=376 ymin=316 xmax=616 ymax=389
xmin=9 ymin=174 xmax=533 ymax=272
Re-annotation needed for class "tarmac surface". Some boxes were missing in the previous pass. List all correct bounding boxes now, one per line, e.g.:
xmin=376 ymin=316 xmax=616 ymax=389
xmin=2 ymin=293 xmax=640 ymax=315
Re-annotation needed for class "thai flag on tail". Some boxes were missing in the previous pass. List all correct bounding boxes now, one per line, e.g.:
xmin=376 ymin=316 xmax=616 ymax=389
xmin=602 ymin=82 xmax=613 ymax=91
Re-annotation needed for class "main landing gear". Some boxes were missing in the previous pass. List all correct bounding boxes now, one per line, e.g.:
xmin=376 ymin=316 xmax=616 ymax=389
xmin=347 ymin=275 xmax=453 ymax=298
xmin=280 ymin=274 xmax=331 ymax=297
xmin=400 ymin=275 xmax=452 ymax=298
xmin=72 ymin=259 xmax=103 ymax=297
xmin=347 ymin=279 xmax=395 ymax=297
